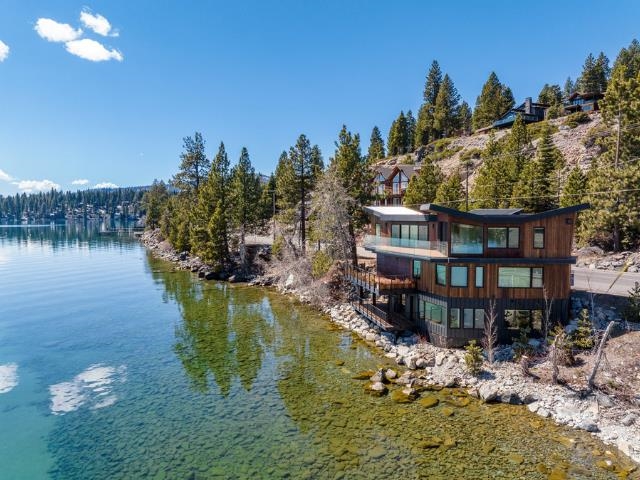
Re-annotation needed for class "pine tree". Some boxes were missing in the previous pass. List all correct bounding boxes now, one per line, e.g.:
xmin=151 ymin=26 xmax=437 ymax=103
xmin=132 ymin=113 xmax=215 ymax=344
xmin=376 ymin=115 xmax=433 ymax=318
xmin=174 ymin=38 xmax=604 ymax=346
xmin=142 ymin=180 xmax=169 ymax=229
xmin=230 ymin=147 xmax=262 ymax=266
xmin=433 ymin=74 xmax=461 ymax=137
xmin=414 ymin=60 xmax=442 ymax=147
xmin=580 ymin=46 xmax=640 ymax=250
xmin=611 ymin=39 xmax=640 ymax=81
xmin=403 ymin=158 xmax=443 ymax=207
xmin=538 ymin=84 xmax=562 ymax=105
xmin=563 ymin=77 xmax=575 ymax=101
xmin=435 ymin=169 xmax=465 ymax=209
xmin=458 ymin=101 xmax=472 ymax=135
xmin=202 ymin=201 xmax=228 ymax=268
xmin=423 ymin=60 xmax=442 ymax=104
xmin=414 ymin=103 xmax=434 ymax=148
xmin=470 ymin=134 xmax=509 ymax=209
xmin=560 ymin=166 xmax=587 ymax=207
xmin=405 ymin=110 xmax=416 ymax=153
xmin=172 ymin=132 xmax=210 ymax=196
xmin=512 ymin=124 xmax=563 ymax=212
xmin=288 ymin=134 xmax=321 ymax=254
xmin=274 ymin=151 xmax=297 ymax=214
xmin=387 ymin=111 xmax=409 ymax=156
xmin=472 ymin=72 xmax=515 ymax=130
xmin=331 ymin=125 xmax=369 ymax=208
xmin=577 ymin=52 xmax=610 ymax=93
xmin=504 ymin=115 xmax=533 ymax=200
xmin=367 ymin=126 xmax=386 ymax=162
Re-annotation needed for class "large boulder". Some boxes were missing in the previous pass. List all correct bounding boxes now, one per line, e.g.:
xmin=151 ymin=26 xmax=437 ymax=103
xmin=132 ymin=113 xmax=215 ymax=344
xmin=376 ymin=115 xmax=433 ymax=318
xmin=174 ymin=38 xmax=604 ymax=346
xmin=478 ymin=384 xmax=498 ymax=402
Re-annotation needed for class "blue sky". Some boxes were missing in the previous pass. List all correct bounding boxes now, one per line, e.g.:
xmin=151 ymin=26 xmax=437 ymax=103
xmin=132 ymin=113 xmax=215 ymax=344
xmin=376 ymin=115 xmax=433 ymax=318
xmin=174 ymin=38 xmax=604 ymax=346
xmin=0 ymin=1 xmax=638 ymax=195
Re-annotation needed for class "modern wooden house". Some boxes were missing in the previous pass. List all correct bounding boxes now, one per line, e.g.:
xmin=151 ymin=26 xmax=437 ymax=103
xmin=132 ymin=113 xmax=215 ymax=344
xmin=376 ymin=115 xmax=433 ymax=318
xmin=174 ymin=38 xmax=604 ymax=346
xmin=346 ymin=203 xmax=589 ymax=347
xmin=372 ymin=165 xmax=421 ymax=206
xmin=563 ymin=92 xmax=604 ymax=114
xmin=491 ymin=97 xmax=548 ymax=130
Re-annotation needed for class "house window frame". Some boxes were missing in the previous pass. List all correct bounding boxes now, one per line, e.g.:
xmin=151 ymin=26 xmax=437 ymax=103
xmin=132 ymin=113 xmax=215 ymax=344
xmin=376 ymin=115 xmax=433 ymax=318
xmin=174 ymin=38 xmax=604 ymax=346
xmin=474 ymin=309 xmax=485 ymax=329
xmin=463 ymin=308 xmax=474 ymax=328
xmin=487 ymin=227 xmax=520 ymax=249
xmin=449 ymin=308 xmax=460 ymax=328
xmin=497 ymin=267 xmax=544 ymax=289
xmin=412 ymin=260 xmax=422 ymax=279
xmin=450 ymin=266 xmax=468 ymax=287
xmin=436 ymin=264 xmax=447 ymax=286
xmin=533 ymin=227 xmax=545 ymax=249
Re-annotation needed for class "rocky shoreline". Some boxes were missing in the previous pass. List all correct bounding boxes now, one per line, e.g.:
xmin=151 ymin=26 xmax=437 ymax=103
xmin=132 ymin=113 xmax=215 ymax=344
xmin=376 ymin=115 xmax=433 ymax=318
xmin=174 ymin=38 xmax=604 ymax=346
xmin=321 ymin=303 xmax=640 ymax=465
xmin=139 ymin=230 xmax=640 ymax=466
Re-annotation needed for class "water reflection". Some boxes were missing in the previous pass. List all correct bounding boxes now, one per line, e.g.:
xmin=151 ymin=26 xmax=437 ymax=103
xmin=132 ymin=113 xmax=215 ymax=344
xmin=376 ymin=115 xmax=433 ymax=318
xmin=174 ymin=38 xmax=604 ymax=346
xmin=149 ymin=258 xmax=274 ymax=395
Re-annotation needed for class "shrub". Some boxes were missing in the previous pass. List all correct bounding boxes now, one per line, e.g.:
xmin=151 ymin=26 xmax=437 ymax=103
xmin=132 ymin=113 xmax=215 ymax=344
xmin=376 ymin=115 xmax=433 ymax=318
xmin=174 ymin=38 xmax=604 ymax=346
xmin=563 ymin=112 xmax=591 ymax=128
xmin=571 ymin=309 xmax=595 ymax=349
xmin=582 ymin=124 xmax=611 ymax=148
xmin=399 ymin=154 xmax=414 ymax=165
xmin=528 ymin=121 xmax=559 ymax=139
xmin=513 ymin=327 xmax=534 ymax=358
xmin=464 ymin=340 xmax=483 ymax=375
xmin=272 ymin=235 xmax=285 ymax=259
xmin=459 ymin=147 xmax=483 ymax=163
xmin=549 ymin=325 xmax=575 ymax=366
xmin=545 ymin=104 xmax=563 ymax=120
xmin=624 ymin=281 xmax=640 ymax=324
xmin=311 ymin=250 xmax=333 ymax=278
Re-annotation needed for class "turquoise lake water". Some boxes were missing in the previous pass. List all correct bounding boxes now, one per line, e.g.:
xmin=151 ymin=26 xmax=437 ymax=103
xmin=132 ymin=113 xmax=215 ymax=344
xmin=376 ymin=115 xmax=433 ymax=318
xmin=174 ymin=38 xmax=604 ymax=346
xmin=0 ymin=224 xmax=636 ymax=479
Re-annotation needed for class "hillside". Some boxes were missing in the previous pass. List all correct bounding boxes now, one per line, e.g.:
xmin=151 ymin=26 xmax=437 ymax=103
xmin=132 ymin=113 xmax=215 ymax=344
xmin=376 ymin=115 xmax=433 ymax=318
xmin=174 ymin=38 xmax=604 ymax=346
xmin=373 ymin=112 xmax=606 ymax=187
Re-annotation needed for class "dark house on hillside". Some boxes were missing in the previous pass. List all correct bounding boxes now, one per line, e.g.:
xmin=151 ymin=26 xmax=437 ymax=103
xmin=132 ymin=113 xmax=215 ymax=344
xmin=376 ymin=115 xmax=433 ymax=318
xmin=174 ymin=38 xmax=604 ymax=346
xmin=563 ymin=92 xmax=604 ymax=115
xmin=346 ymin=203 xmax=589 ymax=347
xmin=372 ymin=165 xmax=421 ymax=206
xmin=491 ymin=97 xmax=548 ymax=130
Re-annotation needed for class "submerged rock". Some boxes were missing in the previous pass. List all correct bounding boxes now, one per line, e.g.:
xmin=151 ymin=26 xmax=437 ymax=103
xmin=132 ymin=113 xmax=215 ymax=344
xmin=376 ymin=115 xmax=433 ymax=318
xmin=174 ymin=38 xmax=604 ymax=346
xmin=366 ymin=382 xmax=388 ymax=397
xmin=418 ymin=396 xmax=439 ymax=408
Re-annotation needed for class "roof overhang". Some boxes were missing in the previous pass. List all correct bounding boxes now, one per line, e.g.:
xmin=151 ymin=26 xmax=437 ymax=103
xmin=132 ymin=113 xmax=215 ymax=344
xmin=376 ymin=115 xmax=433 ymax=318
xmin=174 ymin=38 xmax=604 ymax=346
xmin=419 ymin=203 xmax=590 ymax=223
xmin=363 ymin=205 xmax=431 ymax=222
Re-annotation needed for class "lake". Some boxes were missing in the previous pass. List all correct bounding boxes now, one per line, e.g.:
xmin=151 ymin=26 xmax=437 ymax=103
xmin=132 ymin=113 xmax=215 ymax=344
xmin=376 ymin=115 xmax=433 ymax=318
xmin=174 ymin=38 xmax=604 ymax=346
xmin=0 ymin=224 xmax=633 ymax=479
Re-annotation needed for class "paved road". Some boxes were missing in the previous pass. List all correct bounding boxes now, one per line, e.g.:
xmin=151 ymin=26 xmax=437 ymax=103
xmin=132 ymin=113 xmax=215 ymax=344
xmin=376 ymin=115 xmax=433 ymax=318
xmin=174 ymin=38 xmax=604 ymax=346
xmin=572 ymin=267 xmax=640 ymax=297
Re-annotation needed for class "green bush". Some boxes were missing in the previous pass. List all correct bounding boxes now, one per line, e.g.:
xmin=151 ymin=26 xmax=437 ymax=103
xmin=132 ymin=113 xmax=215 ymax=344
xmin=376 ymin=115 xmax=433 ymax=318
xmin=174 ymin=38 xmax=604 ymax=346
xmin=311 ymin=250 xmax=333 ymax=278
xmin=272 ymin=235 xmax=285 ymax=259
xmin=431 ymin=138 xmax=453 ymax=152
xmin=563 ymin=112 xmax=591 ymax=128
xmin=399 ymin=154 xmax=414 ymax=165
xmin=464 ymin=340 xmax=483 ymax=375
xmin=545 ymin=104 xmax=563 ymax=120
xmin=624 ymin=281 xmax=640 ymax=323
xmin=459 ymin=147 xmax=483 ymax=163
xmin=571 ymin=309 xmax=594 ymax=349
xmin=527 ymin=121 xmax=559 ymax=139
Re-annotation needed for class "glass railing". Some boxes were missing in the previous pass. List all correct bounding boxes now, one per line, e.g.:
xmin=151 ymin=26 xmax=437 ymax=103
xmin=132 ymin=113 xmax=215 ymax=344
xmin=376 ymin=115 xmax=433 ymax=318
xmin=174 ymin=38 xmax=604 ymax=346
xmin=363 ymin=235 xmax=448 ymax=257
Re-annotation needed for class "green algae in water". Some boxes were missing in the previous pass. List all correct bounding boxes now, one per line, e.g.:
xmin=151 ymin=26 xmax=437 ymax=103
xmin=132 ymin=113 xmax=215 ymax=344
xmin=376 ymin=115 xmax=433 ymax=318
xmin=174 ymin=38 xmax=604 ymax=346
xmin=0 ymin=228 xmax=634 ymax=480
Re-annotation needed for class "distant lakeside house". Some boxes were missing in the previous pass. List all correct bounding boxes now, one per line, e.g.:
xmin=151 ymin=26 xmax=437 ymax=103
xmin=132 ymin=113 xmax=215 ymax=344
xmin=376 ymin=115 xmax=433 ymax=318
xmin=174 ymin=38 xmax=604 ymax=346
xmin=346 ymin=203 xmax=589 ymax=347
xmin=477 ymin=97 xmax=549 ymax=133
xmin=563 ymin=92 xmax=604 ymax=114
xmin=372 ymin=165 xmax=421 ymax=206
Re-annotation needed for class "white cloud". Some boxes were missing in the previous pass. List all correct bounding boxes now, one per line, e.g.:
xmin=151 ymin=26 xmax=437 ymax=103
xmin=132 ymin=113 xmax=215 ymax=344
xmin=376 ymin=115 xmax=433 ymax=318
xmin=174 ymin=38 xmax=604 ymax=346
xmin=65 ymin=39 xmax=122 ymax=62
xmin=13 ymin=179 xmax=60 ymax=193
xmin=49 ymin=364 xmax=126 ymax=415
xmin=94 ymin=182 xmax=118 ymax=189
xmin=35 ymin=18 xmax=82 ymax=43
xmin=0 ymin=40 xmax=9 ymax=62
xmin=80 ymin=9 xmax=118 ymax=37
xmin=0 ymin=168 xmax=12 ymax=182
xmin=71 ymin=178 xmax=90 ymax=186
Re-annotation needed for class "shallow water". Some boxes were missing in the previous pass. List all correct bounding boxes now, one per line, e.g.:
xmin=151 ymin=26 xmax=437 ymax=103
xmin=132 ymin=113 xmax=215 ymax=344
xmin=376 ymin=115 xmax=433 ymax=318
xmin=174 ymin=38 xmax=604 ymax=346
xmin=0 ymin=224 xmax=636 ymax=479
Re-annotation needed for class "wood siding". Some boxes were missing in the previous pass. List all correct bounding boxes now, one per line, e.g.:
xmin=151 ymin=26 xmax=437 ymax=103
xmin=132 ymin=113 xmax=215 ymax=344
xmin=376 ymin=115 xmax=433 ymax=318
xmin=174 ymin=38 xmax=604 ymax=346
xmin=417 ymin=262 xmax=571 ymax=300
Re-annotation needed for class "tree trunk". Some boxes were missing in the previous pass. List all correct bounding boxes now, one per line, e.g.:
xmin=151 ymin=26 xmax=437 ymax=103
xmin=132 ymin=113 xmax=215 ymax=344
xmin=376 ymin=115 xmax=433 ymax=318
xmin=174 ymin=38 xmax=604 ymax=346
xmin=587 ymin=321 xmax=615 ymax=390
xmin=348 ymin=220 xmax=358 ymax=266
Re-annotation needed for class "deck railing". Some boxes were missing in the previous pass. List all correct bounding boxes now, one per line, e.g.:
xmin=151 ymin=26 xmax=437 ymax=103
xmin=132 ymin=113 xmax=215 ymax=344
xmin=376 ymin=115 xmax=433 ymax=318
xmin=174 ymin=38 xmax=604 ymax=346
xmin=363 ymin=235 xmax=448 ymax=258
xmin=344 ymin=264 xmax=415 ymax=294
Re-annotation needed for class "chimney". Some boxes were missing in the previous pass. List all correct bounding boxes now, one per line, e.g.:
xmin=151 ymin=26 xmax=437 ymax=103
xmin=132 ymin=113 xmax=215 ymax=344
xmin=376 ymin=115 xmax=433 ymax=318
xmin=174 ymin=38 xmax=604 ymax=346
xmin=524 ymin=97 xmax=532 ymax=114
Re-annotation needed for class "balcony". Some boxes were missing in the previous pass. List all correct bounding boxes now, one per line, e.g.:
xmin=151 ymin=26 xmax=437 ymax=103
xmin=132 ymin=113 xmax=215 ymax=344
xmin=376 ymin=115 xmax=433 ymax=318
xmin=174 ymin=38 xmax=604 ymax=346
xmin=345 ymin=264 xmax=416 ymax=295
xmin=362 ymin=235 xmax=447 ymax=259
xmin=350 ymin=299 xmax=414 ymax=332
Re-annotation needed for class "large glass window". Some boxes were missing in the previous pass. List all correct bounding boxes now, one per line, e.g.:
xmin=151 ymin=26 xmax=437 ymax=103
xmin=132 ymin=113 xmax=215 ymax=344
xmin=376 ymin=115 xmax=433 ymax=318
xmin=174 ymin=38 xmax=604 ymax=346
xmin=533 ymin=227 xmax=545 ymax=249
xmin=449 ymin=308 xmax=460 ymax=328
xmin=463 ymin=309 xmax=474 ymax=328
xmin=474 ymin=309 xmax=485 ymax=329
xmin=451 ymin=223 xmax=483 ymax=254
xmin=436 ymin=265 xmax=447 ymax=286
xmin=488 ymin=227 xmax=519 ymax=248
xmin=421 ymin=300 xmax=444 ymax=324
xmin=375 ymin=224 xmax=381 ymax=237
xmin=401 ymin=224 xmax=410 ymax=239
xmin=391 ymin=225 xmax=400 ymax=238
xmin=409 ymin=225 xmax=418 ymax=240
xmin=475 ymin=266 xmax=484 ymax=288
xmin=418 ymin=225 xmax=428 ymax=241
xmin=451 ymin=266 xmax=468 ymax=287
xmin=498 ymin=267 xmax=532 ymax=288
xmin=412 ymin=260 xmax=421 ymax=279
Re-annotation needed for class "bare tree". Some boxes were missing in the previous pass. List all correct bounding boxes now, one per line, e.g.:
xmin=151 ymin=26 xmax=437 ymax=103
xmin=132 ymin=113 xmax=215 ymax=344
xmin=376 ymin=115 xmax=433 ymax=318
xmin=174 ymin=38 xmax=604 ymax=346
xmin=549 ymin=328 xmax=566 ymax=384
xmin=587 ymin=320 xmax=615 ymax=390
xmin=309 ymin=167 xmax=357 ymax=264
xmin=542 ymin=286 xmax=554 ymax=342
xmin=482 ymin=299 xmax=498 ymax=364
